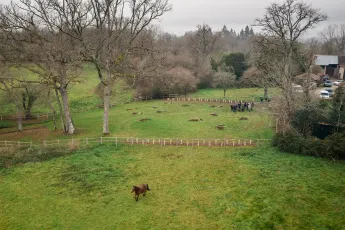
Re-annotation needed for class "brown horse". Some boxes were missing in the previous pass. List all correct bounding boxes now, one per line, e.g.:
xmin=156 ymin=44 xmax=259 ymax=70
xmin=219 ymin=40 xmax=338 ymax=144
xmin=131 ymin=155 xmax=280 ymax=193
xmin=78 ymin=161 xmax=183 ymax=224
xmin=131 ymin=184 xmax=150 ymax=201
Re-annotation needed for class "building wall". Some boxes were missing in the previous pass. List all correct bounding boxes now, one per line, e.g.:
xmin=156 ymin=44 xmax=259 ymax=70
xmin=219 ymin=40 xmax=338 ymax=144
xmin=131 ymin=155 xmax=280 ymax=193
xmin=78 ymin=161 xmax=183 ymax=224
xmin=340 ymin=66 xmax=345 ymax=80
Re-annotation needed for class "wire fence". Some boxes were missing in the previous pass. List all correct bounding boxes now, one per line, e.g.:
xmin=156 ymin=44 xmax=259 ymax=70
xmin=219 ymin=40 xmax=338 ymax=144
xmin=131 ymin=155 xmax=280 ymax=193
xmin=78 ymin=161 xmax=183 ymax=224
xmin=0 ymin=137 xmax=272 ymax=149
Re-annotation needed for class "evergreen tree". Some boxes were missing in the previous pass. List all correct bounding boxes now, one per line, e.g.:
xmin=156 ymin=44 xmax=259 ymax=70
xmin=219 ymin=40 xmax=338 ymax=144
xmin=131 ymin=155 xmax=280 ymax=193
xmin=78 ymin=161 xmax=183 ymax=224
xmin=245 ymin=25 xmax=250 ymax=37
xmin=239 ymin=29 xmax=244 ymax=39
xmin=222 ymin=25 xmax=230 ymax=37
xmin=250 ymin=27 xmax=254 ymax=36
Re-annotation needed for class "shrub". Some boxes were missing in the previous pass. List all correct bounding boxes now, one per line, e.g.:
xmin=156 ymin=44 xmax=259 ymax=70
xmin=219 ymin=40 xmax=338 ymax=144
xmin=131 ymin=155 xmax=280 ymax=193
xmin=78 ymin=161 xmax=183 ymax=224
xmin=273 ymin=132 xmax=345 ymax=160
xmin=0 ymin=121 xmax=13 ymax=129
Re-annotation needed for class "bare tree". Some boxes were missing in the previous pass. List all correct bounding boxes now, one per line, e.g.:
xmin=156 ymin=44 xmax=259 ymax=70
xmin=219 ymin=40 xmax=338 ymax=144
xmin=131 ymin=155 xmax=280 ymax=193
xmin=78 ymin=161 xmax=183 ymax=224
xmin=166 ymin=66 xmax=198 ymax=96
xmin=320 ymin=24 xmax=345 ymax=55
xmin=254 ymin=0 xmax=327 ymax=131
xmin=0 ymin=0 xmax=86 ymax=134
xmin=294 ymin=38 xmax=321 ymax=100
xmin=212 ymin=63 xmax=236 ymax=97
xmin=187 ymin=24 xmax=219 ymax=87
xmin=0 ymin=67 xmax=24 ymax=131
xmin=79 ymin=0 xmax=171 ymax=134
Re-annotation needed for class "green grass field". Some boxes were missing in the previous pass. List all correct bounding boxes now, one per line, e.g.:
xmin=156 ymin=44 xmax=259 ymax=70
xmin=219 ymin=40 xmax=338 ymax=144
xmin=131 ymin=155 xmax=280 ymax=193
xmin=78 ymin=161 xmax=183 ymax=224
xmin=1 ymin=145 xmax=345 ymax=229
xmin=0 ymin=99 xmax=273 ymax=141
xmin=1 ymin=66 xmax=345 ymax=229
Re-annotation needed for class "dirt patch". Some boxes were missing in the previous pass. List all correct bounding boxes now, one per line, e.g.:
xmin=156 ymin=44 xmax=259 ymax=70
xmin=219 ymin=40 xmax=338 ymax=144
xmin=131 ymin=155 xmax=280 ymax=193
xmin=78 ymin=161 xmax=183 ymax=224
xmin=139 ymin=118 xmax=151 ymax=122
xmin=216 ymin=125 xmax=225 ymax=130
xmin=239 ymin=117 xmax=248 ymax=120
xmin=0 ymin=127 xmax=51 ymax=141
xmin=189 ymin=118 xmax=202 ymax=122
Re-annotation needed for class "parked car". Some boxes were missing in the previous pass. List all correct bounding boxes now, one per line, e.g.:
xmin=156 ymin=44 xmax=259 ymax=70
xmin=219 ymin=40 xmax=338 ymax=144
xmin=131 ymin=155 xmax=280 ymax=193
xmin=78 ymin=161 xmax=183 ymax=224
xmin=325 ymin=88 xmax=334 ymax=97
xmin=320 ymin=90 xmax=330 ymax=99
xmin=324 ymin=80 xmax=332 ymax=87
xmin=333 ymin=80 xmax=344 ymax=86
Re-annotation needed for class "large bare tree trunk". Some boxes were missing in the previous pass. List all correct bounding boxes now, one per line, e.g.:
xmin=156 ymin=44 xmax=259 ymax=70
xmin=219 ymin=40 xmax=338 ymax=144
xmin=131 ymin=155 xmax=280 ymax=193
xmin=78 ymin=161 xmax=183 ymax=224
xmin=55 ymin=89 xmax=66 ymax=132
xmin=264 ymin=87 xmax=268 ymax=99
xmin=223 ymin=89 xmax=226 ymax=98
xmin=103 ymin=83 xmax=111 ymax=135
xmin=59 ymin=88 xmax=75 ymax=135
xmin=17 ymin=111 xmax=23 ymax=132
xmin=46 ymin=90 xmax=57 ymax=131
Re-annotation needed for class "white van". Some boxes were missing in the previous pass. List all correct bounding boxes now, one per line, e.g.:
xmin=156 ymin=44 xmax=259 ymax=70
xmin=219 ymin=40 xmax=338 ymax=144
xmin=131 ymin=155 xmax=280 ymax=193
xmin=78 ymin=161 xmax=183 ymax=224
xmin=320 ymin=90 xmax=330 ymax=99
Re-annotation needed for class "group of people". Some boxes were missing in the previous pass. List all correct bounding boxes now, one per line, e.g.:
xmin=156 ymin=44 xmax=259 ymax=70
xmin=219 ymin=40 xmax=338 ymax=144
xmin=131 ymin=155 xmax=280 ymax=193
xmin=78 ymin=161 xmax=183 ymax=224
xmin=230 ymin=101 xmax=254 ymax=112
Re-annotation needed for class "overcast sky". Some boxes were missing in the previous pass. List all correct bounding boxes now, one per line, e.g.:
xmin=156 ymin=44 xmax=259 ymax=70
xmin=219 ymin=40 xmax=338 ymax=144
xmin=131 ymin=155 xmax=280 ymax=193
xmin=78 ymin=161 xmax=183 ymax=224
xmin=158 ymin=0 xmax=345 ymax=37
xmin=0 ymin=0 xmax=343 ymax=37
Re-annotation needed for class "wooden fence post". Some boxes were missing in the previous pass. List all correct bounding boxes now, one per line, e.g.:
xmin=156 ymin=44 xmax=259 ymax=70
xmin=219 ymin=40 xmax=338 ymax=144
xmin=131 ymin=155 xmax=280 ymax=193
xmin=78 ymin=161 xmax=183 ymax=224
xmin=18 ymin=141 xmax=20 ymax=147
xmin=131 ymin=138 xmax=134 ymax=145
xmin=250 ymin=140 xmax=252 ymax=145
xmin=209 ymin=141 xmax=211 ymax=146
xmin=5 ymin=140 xmax=7 ymax=148
xmin=233 ymin=141 xmax=235 ymax=146
xmin=198 ymin=140 xmax=200 ymax=146
xmin=115 ymin=137 xmax=118 ymax=146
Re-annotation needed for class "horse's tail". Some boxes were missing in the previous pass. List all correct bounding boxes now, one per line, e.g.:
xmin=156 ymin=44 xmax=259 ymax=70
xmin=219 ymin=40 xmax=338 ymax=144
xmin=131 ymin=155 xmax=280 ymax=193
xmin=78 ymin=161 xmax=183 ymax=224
xmin=146 ymin=184 xmax=150 ymax=191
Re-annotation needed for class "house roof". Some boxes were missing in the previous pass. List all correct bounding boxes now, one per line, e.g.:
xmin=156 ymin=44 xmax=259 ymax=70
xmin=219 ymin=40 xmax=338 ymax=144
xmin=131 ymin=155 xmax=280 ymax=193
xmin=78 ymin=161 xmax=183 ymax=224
xmin=314 ymin=55 xmax=338 ymax=66
xmin=295 ymin=73 xmax=321 ymax=81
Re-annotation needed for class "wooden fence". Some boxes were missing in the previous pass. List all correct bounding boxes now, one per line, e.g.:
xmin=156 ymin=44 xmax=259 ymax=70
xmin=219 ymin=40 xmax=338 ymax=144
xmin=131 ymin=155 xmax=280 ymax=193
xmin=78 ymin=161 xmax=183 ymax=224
xmin=165 ymin=97 xmax=254 ymax=104
xmin=0 ymin=113 xmax=53 ymax=121
xmin=0 ymin=137 xmax=271 ymax=148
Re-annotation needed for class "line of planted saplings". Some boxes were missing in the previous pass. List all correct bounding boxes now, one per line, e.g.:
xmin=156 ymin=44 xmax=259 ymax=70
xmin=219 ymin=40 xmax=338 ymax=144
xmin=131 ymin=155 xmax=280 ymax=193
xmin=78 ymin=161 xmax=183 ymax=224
xmin=0 ymin=137 xmax=271 ymax=149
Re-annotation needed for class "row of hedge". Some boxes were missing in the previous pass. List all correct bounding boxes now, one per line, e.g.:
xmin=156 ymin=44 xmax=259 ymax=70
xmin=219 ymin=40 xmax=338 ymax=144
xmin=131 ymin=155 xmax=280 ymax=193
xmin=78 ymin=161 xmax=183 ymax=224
xmin=272 ymin=132 xmax=345 ymax=160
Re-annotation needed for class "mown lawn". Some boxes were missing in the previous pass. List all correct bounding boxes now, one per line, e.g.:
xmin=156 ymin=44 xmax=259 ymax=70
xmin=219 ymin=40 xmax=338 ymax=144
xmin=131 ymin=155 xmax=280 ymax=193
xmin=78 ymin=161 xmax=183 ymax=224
xmin=1 ymin=144 xmax=345 ymax=229
xmin=0 ymin=99 xmax=273 ymax=141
